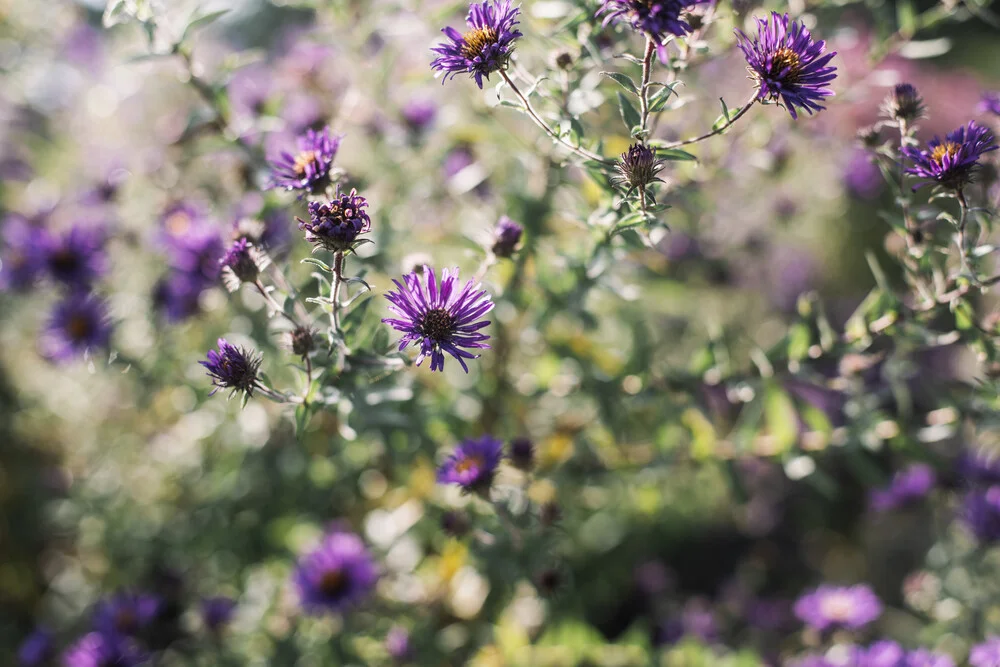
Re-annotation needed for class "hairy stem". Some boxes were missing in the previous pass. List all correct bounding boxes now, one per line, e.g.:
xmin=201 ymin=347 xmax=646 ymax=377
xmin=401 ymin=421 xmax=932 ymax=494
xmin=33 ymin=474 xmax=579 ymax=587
xmin=639 ymin=36 xmax=656 ymax=134
xmin=331 ymin=251 xmax=345 ymax=334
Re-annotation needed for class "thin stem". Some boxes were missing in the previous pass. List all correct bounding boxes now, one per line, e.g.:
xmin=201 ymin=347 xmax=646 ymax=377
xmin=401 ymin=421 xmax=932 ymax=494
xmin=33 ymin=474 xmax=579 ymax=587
xmin=498 ymin=69 xmax=611 ymax=165
xmin=957 ymin=189 xmax=974 ymax=281
xmin=661 ymin=95 xmax=758 ymax=149
xmin=639 ymin=36 xmax=656 ymax=134
xmin=253 ymin=280 xmax=302 ymax=328
xmin=331 ymin=251 xmax=345 ymax=333
xmin=303 ymin=354 xmax=313 ymax=404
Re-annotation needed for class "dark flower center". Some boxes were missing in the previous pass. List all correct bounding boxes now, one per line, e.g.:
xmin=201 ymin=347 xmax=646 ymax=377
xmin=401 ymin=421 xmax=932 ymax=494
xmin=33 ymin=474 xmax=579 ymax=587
xmin=67 ymin=314 xmax=93 ymax=341
xmin=461 ymin=27 xmax=499 ymax=60
xmin=931 ymin=142 xmax=961 ymax=165
xmin=49 ymin=249 xmax=81 ymax=275
xmin=419 ymin=308 xmax=455 ymax=341
xmin=293 ymin=150 xmax=318 ymax=176
xmin=770 ymin=47 xmax=803 ymax=81
xmin=115 ymin=609 xmax=138 ymax=634
xmin=319 ymin=568 xmax=348 ymax=598
xmin=456 ymin=455 xmax=484 ymax=474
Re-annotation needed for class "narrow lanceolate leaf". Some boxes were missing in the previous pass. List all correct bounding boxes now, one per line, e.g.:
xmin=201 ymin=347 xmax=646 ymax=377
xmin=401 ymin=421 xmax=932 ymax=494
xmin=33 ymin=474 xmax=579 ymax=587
xmin=301 ymin=257 xmax=332 ymax=272
xmin=617 ymin=92 xmax=641 ymax=134
xmin=179 ymin=9 xmax=230 ymax=44
xmin=647 ymin=82 xmax=683 ymax=112
xmin=601 ymin=71 xmax=638 ymax=95
xmin=655 ymin=148 xmax=697 ymax=162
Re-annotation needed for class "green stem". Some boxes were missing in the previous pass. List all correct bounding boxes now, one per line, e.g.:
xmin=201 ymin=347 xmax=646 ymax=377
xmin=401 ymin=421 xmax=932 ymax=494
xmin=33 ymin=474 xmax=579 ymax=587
xmin=331 ymin=251 xmax=345 ymax=334
xmin=639 ymin=36 xmax=656 ymax=135
xmin=661 ymin=95 xmax=757 ymax=149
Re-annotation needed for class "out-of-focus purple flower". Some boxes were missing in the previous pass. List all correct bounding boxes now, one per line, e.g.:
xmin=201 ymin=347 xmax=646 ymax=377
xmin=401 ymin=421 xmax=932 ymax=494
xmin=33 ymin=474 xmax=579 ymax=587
xmin=231 ymin=212 xmax=292 ymax=259
xmin=220 ymin=238 xmax=262 ymax=290
xmin=634 ymin=561 xmax=673 ymax=597
xmin=856 ymin=641 xmax=907 ymax=667
xmin=444 ymin=145 xmax=476 ymax=180
xmin=152 ymin=272 xmax=206 ymax=322
xmin=269 ymin=127 xmax=341 ymax=193
xmin=280 ymin=93 xmax=324 ymax=135
xmin=735 ymin=12 xmax=838 ymax=119
xmin=201 ymin=597 xmax=236 ymax=632
xmin=437 ymin=435 xmax=504 ymax=495
xmin=62 ymin=22 xmax=104 ymax=71
xmin=41 ymin=295 xmax=112 ymax=362
xmin=981 ymin=92 xmax=1000 ymax=118
xmin=789 ymin=656 xmax=834 ymax=667
xmin=962 ymin=486 xmax=1000 ymax=544
xmin=201 ymin=338 xmax=263 ymax=399
xmin=43 ymin=224 xmax=107 ymax=288
xmin=17 ymin=627 xmax=53 ymax=666
xmin=300 ymin=190 xmax=371 ymax=251
xmin=508 ymin=436 xmax=534 ymax=471
xmin=0 ymin=215 xmax=46 ymax=291
xmin=431 ymin=1 xmax=522 ymax=88
xmin=228 ymin=64 xmax=274 ymax=119
xmin=386 ymin=626 xmax=412 ymax=661
xmin=382 ymin=266 xmax=494 ymax=372
xmin=93 ymin=591 xmax=162 ymax=637
xmin=491 ymin=216 xmax=523 ymax=258
xmin=971 ymin=638 xmax=1000 ymax=667
xmin=869 ymin=464 xmax=936 ymax=512
xmin=680 ymin=599 xmax=718 ymax=643
xmin=745 ymin=598 xmax=794 ymax=631
xmin=159 ymin=205 xmax=224 ymax=283
xmin=62 ymin=632 xmax=146 ymax=667
xmin=402 ymin=99 xmax=437 ymax=133
xmin=597 ymin=0 xmax=710 ymax=62
xmin=903 ymin=121 xmax=998 ymax=190
xmin=793 ymin=584 xmax=882 ymax=632
xmin=960 ymin=447 xmax=1000 ymax=485
xmin=293 ymin=530 xmax=378 ymax=615
xmin=907 ymin=648 xmax=956 ymax=667
xmin=844 ymin=149 xmax=884 ymax=200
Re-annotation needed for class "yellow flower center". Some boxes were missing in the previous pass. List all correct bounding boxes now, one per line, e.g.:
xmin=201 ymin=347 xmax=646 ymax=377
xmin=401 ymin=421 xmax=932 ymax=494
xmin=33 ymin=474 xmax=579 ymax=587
xmin=772 ymin=47 xmax=802 ymax=78
xmin=294 ymin=150 xmax=318 ymax=176
xmin=461 ymin=27 xmax=498 ymax=60
xmin=456 ymin=455 xmax=484 ymax=474
xmin=819 ymin=593 xmax=854 ymax=622
xmin=931 ymin=142 xmax=960 ymax=165
xmin=165 ymin=211 xmax=192 ymax=236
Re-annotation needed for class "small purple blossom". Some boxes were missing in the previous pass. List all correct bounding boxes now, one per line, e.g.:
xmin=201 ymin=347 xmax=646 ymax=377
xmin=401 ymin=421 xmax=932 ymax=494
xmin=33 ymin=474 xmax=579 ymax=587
xmin=597 ymin=0 xmax=710 ymax=62
xmin=62 ymin=632 xmax=146 ymax=667
xmin=269 ymin=126 xmax=341 ymax=193
xmin=981 ymin=92 xmax=1000 ymax=118
xmin=201 ymin=597 xmax=237 ymax=632
xmin=971 ymin=638 xmax=1000 ymax=667
xmin=220 ymin=237 xmax=261 ymax=289
xmin=437 ymin=435 xmax=504 ymax=494
xmin=93 ymin=592 xmax=161 ymax=637
xmin=43 ymin=224 xmax=107 ymax=288
xmin=200 ymin=338 xmax=263 ymax=398
xmin=17 ymin=627 xmax=53 ymax=666
xmin=869 ymin=464 xmax=936 ymax=512
xmin=299 ymin=190 xmax=371 ymax=251
xmin=152 ymin=272 xmax=207 ymax=322
xmin=960 ymin=447 xmax=1000 ymax=485
xmin=402 ymin=99 xmax=437 ymax=132
xmin=880 ymin=83 xmax=925 ymax=123
xmin=382 ymin=266 xmax=493 ymax=372
xmin=962 ymin=486 xmax=1000 ymax=543
xmin=293 ymin=530 xmax=378 ymax=614
xmin=0 ymin=215 xmax=46 ymax=291
xmin=857 ymin=641 xmax=907 ymax=667
xmin=902 ymin=122 xmax=998 ymax=190
xmin=793 ymin=584 xmax=882 ymax=632
xmin=491 ymin=216 xmax=523 ymax=258
xmin=430 ymin=1 xmax=522 ymax=88
xmin=386 ymin=626 xmax=412 ymax=662
xmin=907 ymin=649 xmax=956 ymax=667
xmin=735 ymin=12 xmax=838 ymax=119
xmin=42 ymin=295 xmax=112 ymax=362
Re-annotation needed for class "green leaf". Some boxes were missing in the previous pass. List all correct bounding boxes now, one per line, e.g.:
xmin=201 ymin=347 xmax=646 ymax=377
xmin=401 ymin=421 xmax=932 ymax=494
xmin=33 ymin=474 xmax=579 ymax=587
xmin=295 ymin=403 xmax=310 ymax=438
xmin=103 ymin=0 xmax=131 ymax=27
xmin=655 ymin=148 xmax=697 ymax=162
xmin=301 ymin=257 xmax=331 ymax=272
xmin=179 ymin=9 xmax=230 ymax=44
xmin=647 ymin=82 xmax=682 ymax=112
xmin=601 ymin=71 xmax=638 ymax=95
xmin=764 ymin=382 xmax=798 ymax=454
xmin=617 ymin=92 xmax=641 ymax=134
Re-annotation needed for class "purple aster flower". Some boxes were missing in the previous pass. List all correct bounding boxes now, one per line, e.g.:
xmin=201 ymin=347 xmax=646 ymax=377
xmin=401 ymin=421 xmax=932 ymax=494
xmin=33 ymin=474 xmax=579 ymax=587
xmin=962 ymin=486 xmax=1000 ymax=543
xmin=293 ymin=530 xmax=378 ymax=615
xmin=793 ymin=584 xmax=882 ymax=632
xmin=201 ymin=596 xmax=236 ymax=632
xmin=437 ymin=435 xmax=504 ymax=495
xmin=430 ymin=1 xmax=522 ymax=88
xmin=382 ymin=266 xmax=493 ymax=372
xmin=152 ymin=272 xmax=207 ymax=322
xmin=41 ymin=295 xmax=112 ymax=362
xmin=269 ymin=126 xmax=341 ymax=193
xmin=62 ymin=632 xmax=146 ymax=667
xmin=971 ymin=638 xmax=1000 ymax=667
xmin=735 ymin=12 xmax=838 ymax=119
xmin=200 ymin=338 xmax=263 ymax=398
xmin=93 ymin=592 xmax=161 ymax=637
xmin=844 ymin=149 xmax=884 ymax=200
xmin=402 ymin=99 xmax=437 ymax=133
xmin=613 ymin=142 xmax=666 ymax=195
xmin=907 ymin=649 xmax=956 ymax=667
xmin=491 ymin=216 xmax=523 ymax=258
xmin=856 ymin=641 xmax=907 ymax=667
xmin=597 ymin=0 xmax=710 ymax=62
xmin=299 ymin=190 xmax=371 ymax=251
xmin=0 ymin=215 xmax=46 ymax=291
xmin=43 ymin=224 xmax=107 ymax=288
xmin=790 ymin=657 xmax=834 ymax=667
xmin=386 ymin=626 xmax=412 ymax=662
xmin=981 ymin=92 xmax=1000 ymax=118
xmin=219 ymin=237 xmax=264 ymax=291
xmin=960 ymin=447 xmax=1000 ymax=485
xmin=160 ymin=213 xmax=224 ymax=284
xmin=18 ymin=627 xmax=54 ymax=666
xmin=903 ymin=122 xmax=998 ymax=190
xmin=869 ymin=464 xmax=936 ymax=512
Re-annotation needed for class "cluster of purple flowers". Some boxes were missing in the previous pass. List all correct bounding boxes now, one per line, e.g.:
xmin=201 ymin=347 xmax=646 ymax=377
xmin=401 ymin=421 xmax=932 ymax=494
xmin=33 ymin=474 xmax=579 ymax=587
xmin=794 ymin=584 xmax=882 ymax=633
xmin=792 ymin=642 xmax=956 ymax=667
xmin=869 ymin=464 xmax=936 ymax=512
xmin=957 ymin=447 xmax=1000 ymax=544
xmin=598 ymin=0 xmax=709 ymax=63
xmin=152 ymin=203 xmax=224 ymax=322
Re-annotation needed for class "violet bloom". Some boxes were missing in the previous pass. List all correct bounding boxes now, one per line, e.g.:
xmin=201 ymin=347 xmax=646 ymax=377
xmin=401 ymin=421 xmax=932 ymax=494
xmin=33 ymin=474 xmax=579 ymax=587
xmin=907 ymin=649 xmax=956 ymax=667
xmin=981 ymin=92 xmax=1000 ymax=118
xmin=200 ymin=338 xmax=263 ymax=398
xmin=293 ymin=530 xmax=378 ymax=614
xmin=152 ymin=272 xmax=207 ymax=322
xmin=219 ymin=237 xmax=262 ymax=290
xmin=402 ymin=99 xmax=437 ymax=133
xmin=437 ymin=435 xmax=504 ymax=495
xmin=300 ymin=190 xmax=371 ymax=252
xmin=491 ymin=216 xmax=523 ymax=258
xmin=201 ymin=596 xmax=236 ymax=632
xmin=844 ymin=149 xmax=884 ymax=200
xmin=869 ymin=464 xmax=936 ymax=512
xmin=854 ymin=641 xmax=907 ymax=667
xmin=597 ymin=0 xmax=710 ymax=62
xmin=962 ymin=486 xmax=1000 ymax=544
xmin=17 ymin=627 xmax=53 ymax=666
xmin=430 ymin=1 xmax=522 ymax=88
xmin=62 ymin=632 xmax=146 ymax=667
xmin=43 ymin=224 xmax=107 ymax=288
xmin=386 ymin=626 xmax=412 ymax=661
xmin=902 ymin=122 xmax=998 ymax=190
xmin=793 ymin=584 xmax=882 ymax=632
xmin=735 ymin=12 xmax=838 ymax=119
xmin=971 ymin=638 xmax=1000 ymax=667
xmin=382 ymin=266 xmax=493 ymax=372
xmin=0 ymin=215 xmax=46 ymax=291
xmin=93 ymin=592 xmax=161 ymax=637
xmin=960 ymin=447 xmax=1000 ymax=485
xmin=269 ymin=126 xmax=341 ymax=193
xmin=42 ymin=295 xmax=112 ymax=362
